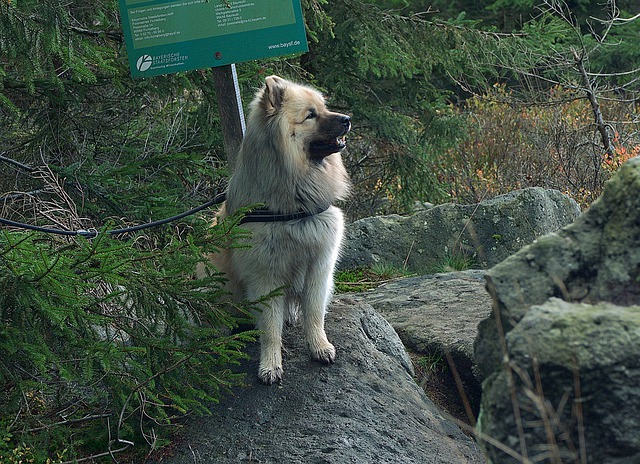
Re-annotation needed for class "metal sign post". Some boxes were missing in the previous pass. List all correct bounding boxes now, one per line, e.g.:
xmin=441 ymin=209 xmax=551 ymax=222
xmin=212 ymin=63 xmax=245 ymax=168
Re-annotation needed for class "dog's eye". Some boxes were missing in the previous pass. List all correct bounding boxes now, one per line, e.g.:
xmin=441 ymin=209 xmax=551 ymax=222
xmin=305 ymin=110 xmax=317 ymax=121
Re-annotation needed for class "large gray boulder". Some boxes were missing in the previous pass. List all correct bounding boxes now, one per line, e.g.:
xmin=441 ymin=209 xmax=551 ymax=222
xmin=157 ymin=299 xmax=486 ymax=464
xmin=355 ymin=270 xmax=492 ymax=426
xmin=475 ymin=157 xmax=640 ymax=463
xmin=357 ymin=270 xmax=491 ymax=385
xmin=476 ymin=157 xmax=640 ymax=378
xmin=340 ymin=187 xmax=580 ymax=272
xmin=479 ymin=299 xmax=640 ymax=464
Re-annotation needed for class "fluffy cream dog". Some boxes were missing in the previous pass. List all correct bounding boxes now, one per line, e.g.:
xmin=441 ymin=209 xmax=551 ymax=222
xmin=213 ymin=75 xmax=351 ymax=385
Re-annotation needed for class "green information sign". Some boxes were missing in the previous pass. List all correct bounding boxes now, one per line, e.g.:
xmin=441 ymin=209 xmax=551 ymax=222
xmin=119 ymin=0 xmax=308 ymax=78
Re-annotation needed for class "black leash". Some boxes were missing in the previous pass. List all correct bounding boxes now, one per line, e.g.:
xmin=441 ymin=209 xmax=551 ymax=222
xmin=0 ymin=192 xmax=329 ymax=238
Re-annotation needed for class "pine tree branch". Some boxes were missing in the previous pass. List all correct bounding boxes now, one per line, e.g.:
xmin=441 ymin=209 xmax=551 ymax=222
xmin=22 ymin=10 xmax=124 ymax=42
xmin=69 ymin=24 xmax=123 ymax=42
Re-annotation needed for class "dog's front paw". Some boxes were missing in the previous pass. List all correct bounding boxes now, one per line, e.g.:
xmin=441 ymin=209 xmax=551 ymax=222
xmin=310 ymin=341 xmax=336 ymax=365
xmin=258 ymin=365 xmax=283 ymax=385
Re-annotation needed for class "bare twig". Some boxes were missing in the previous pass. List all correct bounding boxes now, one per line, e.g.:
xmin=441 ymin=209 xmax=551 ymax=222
xmin=61 ymin=441 xmax=132 ymax=464
xmin=0 ymin=189 xmax=52 ymax=201
xmin=0 ymin=153 xmax=36 ymax=172
xmin=571 ymin=48 xmax=615 ymax=158
xmin=443 ymin=350 xmax=477 ymax=426
xmin=25 ymin=413 xmax=113 ymax=433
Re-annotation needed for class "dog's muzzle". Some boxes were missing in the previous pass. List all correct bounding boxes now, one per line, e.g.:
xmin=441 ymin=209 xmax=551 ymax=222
xmin=309 ymin=115 xmax=351 ymax=160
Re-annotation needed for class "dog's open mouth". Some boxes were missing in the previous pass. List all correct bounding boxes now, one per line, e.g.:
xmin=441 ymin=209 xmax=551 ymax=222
xmin=309 ymin=135 xmax=347 ymax=159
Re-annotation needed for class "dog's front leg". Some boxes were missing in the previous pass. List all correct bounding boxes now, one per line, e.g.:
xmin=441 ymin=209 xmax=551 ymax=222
xmin=302 ymin=268 xmax=336 ymax=365
xmin=257 ymin=297 xmax=285 ymax=385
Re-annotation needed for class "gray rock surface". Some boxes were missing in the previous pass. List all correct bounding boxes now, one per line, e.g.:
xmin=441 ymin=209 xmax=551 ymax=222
xmin=339 ymin=187 xmax=580 ymax=272
xmin=479 ymin=299 xmax=640 ymax=464
xmin=474 ymin=157 xmax=640 ymax=463
xmin=356 ymin=271 xmax=491 ymax=388
xmin=157 ymin=299 xmax=486 ymax=464
xmin=476 ymin=157 xmax=640 ymax=378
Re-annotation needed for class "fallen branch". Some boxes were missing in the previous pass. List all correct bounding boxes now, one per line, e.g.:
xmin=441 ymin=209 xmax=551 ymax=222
xmin=0 ymin=153 xmax=36 ymax=172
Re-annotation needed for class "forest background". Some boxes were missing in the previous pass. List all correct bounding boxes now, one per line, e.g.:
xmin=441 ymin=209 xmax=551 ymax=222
xmin=1 ymin=0 xmax=639 ymax=462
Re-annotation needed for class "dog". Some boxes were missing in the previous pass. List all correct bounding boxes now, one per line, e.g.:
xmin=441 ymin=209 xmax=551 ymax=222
xmin=211 ymin=75 xmax=351 ymax=385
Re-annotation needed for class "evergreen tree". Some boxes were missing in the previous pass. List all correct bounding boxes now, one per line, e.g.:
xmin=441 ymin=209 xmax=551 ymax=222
xmin=0 ymin=1 xmax=256 ymax=461
xmin=2 ymin=0 xmax=636 ymax=459
xmin=301 ymin=0 xmax=478 ymax=215
xmin=450 ymin=0 xmax=640 ymax=196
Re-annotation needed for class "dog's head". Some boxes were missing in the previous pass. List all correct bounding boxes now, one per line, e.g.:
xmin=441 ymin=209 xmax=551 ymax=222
xmin=255 ymin=75 xmax=351 ymax=163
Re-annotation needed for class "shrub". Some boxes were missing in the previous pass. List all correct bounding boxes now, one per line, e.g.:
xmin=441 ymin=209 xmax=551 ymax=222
xmin=0 ymin=219 xmax=256 ymax=461
xmin=440 ymin=85 xmax=640 ymax=208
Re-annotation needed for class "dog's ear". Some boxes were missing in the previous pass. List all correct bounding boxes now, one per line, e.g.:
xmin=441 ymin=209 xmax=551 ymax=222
xmin=264 ymin=75 xmax=287 ymax=113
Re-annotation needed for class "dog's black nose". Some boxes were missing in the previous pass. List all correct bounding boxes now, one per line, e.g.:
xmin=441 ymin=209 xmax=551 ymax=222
xmin=340 ymin=115 xmax=351 ymax=131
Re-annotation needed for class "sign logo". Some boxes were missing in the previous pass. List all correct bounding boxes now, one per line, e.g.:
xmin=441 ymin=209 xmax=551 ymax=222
xmin=136 ymin=55 xmax=153 ymax=72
